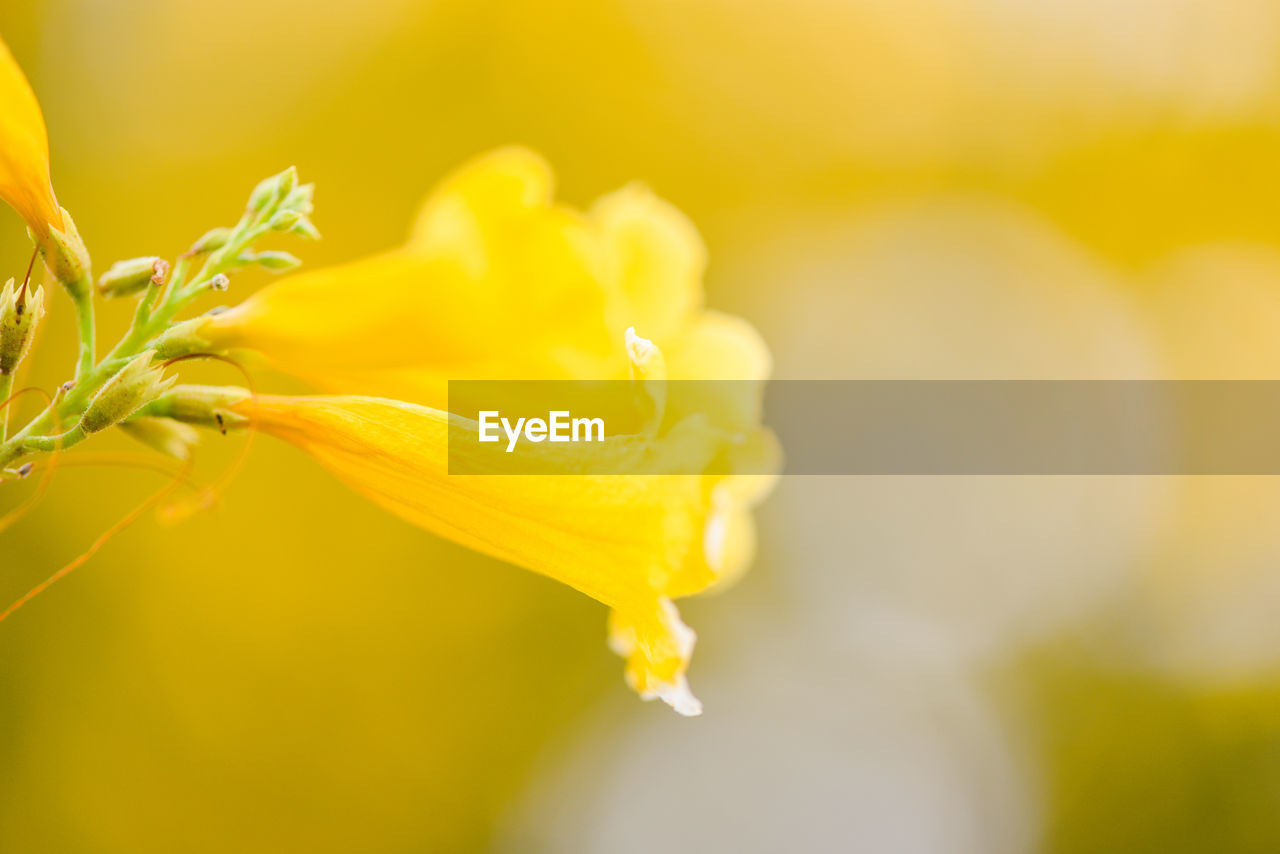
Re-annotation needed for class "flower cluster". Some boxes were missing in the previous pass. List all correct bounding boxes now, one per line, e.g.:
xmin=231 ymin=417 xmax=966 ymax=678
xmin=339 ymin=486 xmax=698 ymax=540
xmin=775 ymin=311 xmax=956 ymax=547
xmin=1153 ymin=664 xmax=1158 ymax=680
xmin=0 ymin=34 xmax=774 ymax=713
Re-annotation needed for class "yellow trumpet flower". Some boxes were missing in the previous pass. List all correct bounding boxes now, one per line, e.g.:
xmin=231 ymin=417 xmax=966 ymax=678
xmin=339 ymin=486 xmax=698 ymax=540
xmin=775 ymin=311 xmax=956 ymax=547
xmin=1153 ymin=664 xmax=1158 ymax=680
xmin=225 ymin=386 xmax=775 ymax=715
xmin=191 ymin=147 xmax=771 ymax=407
xmin=161 ymin=147 xmax=777 ymax=711
xmin=0 ymin=35 xmax=62 ymax=240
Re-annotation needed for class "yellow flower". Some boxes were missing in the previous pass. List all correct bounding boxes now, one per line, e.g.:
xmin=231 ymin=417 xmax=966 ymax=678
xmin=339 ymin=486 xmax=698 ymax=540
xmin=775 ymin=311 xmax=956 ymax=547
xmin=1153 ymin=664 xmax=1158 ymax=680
xmin=231 ymin=387 xmax=775 ymax=714
xmin=0 ymin=35 xmax=63 ymax=240
xmin=196 ymin=147 xmax=771 ymax=408
xmin=180 ymin=147 xmax=777 ymax=711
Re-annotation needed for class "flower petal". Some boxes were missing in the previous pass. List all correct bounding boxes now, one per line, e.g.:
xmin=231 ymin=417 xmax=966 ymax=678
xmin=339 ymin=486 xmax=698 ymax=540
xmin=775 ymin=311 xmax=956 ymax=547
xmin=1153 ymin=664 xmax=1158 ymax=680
xmin=593 ymin=182 xmax=706 ymax=345
xmin=0 ymin=35 xmax=60 ymax=237
xmin=236 ymin=392 xmax=769 ymax=710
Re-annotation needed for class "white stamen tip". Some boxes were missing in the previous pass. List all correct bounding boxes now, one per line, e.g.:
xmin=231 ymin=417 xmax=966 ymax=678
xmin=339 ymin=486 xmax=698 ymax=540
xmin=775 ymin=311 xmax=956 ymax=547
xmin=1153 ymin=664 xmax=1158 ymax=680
xmin=625 ymin=326 xmax=657 ymax=366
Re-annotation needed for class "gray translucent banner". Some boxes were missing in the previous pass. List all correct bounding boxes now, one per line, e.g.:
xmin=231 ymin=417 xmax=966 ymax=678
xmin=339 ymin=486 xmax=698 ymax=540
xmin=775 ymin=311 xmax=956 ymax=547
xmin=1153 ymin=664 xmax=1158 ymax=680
xmin=447 ymin=380 xmax=1280 ymax=475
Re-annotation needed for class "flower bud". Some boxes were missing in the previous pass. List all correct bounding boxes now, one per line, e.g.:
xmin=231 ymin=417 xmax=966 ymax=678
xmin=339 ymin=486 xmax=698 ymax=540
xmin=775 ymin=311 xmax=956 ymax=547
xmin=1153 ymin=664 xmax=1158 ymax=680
xmin=40 ymin=207 xmax=91 ymax=293
xmin=246 ymin=166 xmax=298 ymax=214
xmin=153 ymin=316 xmax=214 ymax=359
xmin=246 ymin=250 xmax=301 ymax=272
xmin=97 ymin=256 xmax=168 ymax=298
xmin=268 ymin=209 xmax=302 ymax=231
xmin=291 ymin=218 xmax=321 ymax=241
xmin=118 ymin=416 xmax=200 ymax=460
xmin=80 ymin=351 xmax=175 ymax=434
xmin=282 ymin=183 xmax=314 ymax=215
xmin=188 ymin=226 xmax=232 ymax=256
xmin=0 ymin=278 xmax=45 ymax=375
xmin=146 ymin=384 xmax=251 ymax=431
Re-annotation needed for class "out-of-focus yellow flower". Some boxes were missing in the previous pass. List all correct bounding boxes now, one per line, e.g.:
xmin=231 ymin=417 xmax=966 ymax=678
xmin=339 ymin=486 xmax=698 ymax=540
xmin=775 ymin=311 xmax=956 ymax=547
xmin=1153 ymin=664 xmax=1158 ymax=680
xmin=232 ymin=386 xmax=774 ymax=714
xmin=171 ymin=146 xmax=777 ymax=712
xmin=0 ymin=34 xmax=63 ymax=240
xmin=195 ymin=147 xmax=770 ymax=407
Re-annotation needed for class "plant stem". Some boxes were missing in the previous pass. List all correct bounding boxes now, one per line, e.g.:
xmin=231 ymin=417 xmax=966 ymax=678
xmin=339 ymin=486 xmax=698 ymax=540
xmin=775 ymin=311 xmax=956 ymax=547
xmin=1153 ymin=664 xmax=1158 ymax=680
xmin=71 ymin=283 xmax=96 ymax=379
xmin=0 ymin=373 xmax=12 ymax=443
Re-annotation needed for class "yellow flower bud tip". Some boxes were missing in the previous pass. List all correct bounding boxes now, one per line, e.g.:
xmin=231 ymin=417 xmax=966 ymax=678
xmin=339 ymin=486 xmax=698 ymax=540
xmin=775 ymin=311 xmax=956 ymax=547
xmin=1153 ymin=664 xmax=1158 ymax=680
xmin=80 ymin=351 xmax=176 ymax=434
xmin=1 ymin=277 xmax=45 ymax=375
xmin=97 ymin=256 xmax=168 ymax=298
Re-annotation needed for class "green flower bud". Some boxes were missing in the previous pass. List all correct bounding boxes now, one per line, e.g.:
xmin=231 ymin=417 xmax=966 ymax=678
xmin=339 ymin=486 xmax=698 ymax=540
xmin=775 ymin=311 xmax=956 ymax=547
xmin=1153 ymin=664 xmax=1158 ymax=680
xmin=81 ymin=351 xmax=176 ymax=434
xmin=246 ymin=166 xmax=298 ymax=213
xmin=282 ymin=183 xmax=314 ymax=215
xmin=247 ymin=177 xmax=279 ymax=213
xmin=268 ymin=209 xmax=302 ymax=231
xmin=118 ymin=416 xmax=201 ymax=460
xmin=188 ymin=226 xmax=233 ymax=256
xmin=246 ymin=250 xmax=301 ymax=272
xmin=145 ymin=384 xmax=251 ymax=432
xmin=40 ymin=208 xmax=92 ymax=293
xmin=97 ymin=256 xmax=168 ymax=298
xmin=153 ymin=316 xmax=214 ymax=360
xmin=0 ymin=278 xmax=45 ymax=375
xmin=277 ymin=165 xmax=298 ymax=199
xmin=292 ymin=218 xmax=321 ymax=241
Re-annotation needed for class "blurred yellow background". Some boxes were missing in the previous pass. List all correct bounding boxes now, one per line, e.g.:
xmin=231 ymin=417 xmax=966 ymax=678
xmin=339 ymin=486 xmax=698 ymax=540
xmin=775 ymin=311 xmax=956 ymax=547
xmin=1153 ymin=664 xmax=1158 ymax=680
xmin=5 ymin=1 xmax=1280 ymax=851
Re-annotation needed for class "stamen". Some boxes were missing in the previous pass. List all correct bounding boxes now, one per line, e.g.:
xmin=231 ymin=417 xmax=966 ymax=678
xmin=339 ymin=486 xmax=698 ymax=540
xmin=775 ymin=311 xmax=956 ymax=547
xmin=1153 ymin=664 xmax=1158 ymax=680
xmin=17 ymin=245 xmax=37 ymax=303
xmin=28 ymin=452 xmax=204 ymax=494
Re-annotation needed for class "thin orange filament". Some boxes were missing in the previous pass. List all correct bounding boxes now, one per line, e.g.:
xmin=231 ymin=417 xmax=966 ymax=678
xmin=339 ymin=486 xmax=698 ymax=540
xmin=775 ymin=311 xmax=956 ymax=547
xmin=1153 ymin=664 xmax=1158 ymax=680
xmin=0 ymin=386 xmax=58 ymax=535
xmin=158 ymin=353 xmax=258 ymax=521
xmin=30 ymin=452 xmax=204 ymax=493
xmin=0 ymin=457 xmax=194 ymax=624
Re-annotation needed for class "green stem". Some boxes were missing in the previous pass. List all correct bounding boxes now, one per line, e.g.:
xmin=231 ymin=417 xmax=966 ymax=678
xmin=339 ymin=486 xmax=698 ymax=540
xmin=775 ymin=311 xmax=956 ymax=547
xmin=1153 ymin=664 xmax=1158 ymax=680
xmin=71 ymin=284 xmax=96 ymax=379
xmin=0 ymin=373 xmax=13 ymax=443
xmin=1 ymin=176 xmax=295 ymax=473
xmin=22 ymin=425 xmax=86 ymax=453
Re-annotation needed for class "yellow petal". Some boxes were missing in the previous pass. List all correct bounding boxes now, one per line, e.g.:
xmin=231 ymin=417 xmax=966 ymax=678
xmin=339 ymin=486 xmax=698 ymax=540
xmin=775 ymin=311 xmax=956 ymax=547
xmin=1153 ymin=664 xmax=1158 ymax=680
xmin=409 ymin=146 xmax=615 ymax=364
xmin=664 ymin=310 xmax=773 ymax=433
xmin=236 ymin=393 xmax=766 ymax=712
xmin=592 ymin=182 xmax=706 ymax=345
xmin=0 ymin=35 xmax=61 ymax=237
xmin=409 ymin=146 xmax=555 ymax=253
xmin=608 ymin=599 xmax=702 ymax=716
